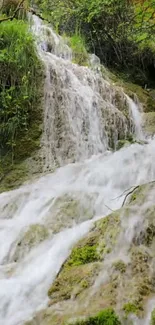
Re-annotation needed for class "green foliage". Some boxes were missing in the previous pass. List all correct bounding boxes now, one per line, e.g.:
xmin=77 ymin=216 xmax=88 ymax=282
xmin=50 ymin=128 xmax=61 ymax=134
xmin=66 ymin=34 xmax=89 ymax=66
xmin=123 ymin=302 xmax=140 ymax=316
xmin=68 ymin=308 xmax=121 ymax=325
xmin=0 ymin=19 xmax=43 ymax=162
xmin=67 ymin=245 xmax=99 ymax=266
xmin=36 ymin=0 xmax=155 ymax=86
xmin=1 ymin=0 xmax=28 ymax=18
xmin=150 ymin=308 xmax=155 ymax=325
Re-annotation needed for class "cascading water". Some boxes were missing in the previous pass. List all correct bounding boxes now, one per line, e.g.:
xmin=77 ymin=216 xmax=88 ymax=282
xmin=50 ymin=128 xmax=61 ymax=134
xmin=0 ymin=15 xmax=155 ymax=325
xmin=32 ymin=15 xmax=143 ymax=171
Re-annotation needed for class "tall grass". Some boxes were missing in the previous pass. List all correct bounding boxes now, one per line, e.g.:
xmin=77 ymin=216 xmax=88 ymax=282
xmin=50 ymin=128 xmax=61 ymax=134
xmin=0 ymin=19 xmax=43 ymax=161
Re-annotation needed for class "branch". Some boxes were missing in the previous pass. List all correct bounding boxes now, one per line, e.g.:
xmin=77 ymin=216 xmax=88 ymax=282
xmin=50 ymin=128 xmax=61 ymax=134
xmin=122 ymin=185 xmax=139 ymax=207
xmin=121 ymin=180 xmax=155 ymax=207
xmin=0 ymin=0 xmax=25 ymax=23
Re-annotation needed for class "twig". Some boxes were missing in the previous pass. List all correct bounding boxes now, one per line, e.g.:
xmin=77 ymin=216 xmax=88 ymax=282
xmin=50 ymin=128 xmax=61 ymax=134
xmin=103 ymin=202 xmax=114 ymax=212
xmin=112 ymin=185 xmax=137 ymax=201
xmin=122 ymin=185 xmax=139 ymax=207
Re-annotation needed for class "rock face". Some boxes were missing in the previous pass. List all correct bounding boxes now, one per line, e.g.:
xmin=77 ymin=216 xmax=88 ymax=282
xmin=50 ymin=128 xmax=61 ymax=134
xmin=143 ymin=112 xmax=155 ymax=136
xmin=24 ymin=182 xmax=155 ymax=325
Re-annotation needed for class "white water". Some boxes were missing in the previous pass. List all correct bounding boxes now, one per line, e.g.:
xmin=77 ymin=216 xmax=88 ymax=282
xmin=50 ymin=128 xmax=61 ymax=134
xmin=0 ymin=15 xmax=154 ymax=325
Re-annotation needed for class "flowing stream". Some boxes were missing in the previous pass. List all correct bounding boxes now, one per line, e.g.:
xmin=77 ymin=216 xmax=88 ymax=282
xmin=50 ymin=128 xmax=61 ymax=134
xmin=0 ymin=15 xmax=155 ymax=325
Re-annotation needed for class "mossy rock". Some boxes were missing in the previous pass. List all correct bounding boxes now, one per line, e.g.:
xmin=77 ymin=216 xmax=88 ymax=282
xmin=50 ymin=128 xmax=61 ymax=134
xmin=11 ymin=224 xmax=49 ymax=262
xmin=116 ymin=140 xmax=131 ymax=150
xmin=123 ymin=302 xmax=142 ymax=316
xmin=45 ymin=192 xmax=96 ymax=232
xmin=24 ymin=183 xmax=155 ymax=325
xmin=0 ymin=161 xmax=28 ymax=193
xmin=129 ymin=183 xmax=153 ymax=205
xmin=66 ymin=245 xmax=99 ymax=267
xmin=48 ymin=262 xmax=101 ymax=304
xmin=113 ymin=260 xmax=126 ymax=273
xmin=105 ymin=70 xmax=155 ymax=115
xmin=143 ymin=112 xmax=155 ymax=135
xmin=48 ymin=212 xmax=121 ymax=306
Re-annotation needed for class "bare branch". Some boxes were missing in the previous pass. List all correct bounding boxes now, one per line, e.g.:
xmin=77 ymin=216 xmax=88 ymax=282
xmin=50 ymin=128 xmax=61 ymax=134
xmin=122 ymin=185 xmax=139 ymax=207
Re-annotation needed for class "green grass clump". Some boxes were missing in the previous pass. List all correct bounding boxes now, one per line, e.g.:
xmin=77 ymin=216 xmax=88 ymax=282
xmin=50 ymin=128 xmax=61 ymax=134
xmin=123 ymin=302 xmax=140 ymax=316
xmin=68 ymin=308 xmax=121 ymax=324
xmin=67 ymin=34 xmax=89 ymax=66
xmin=67 ymin=245 xmax=99 ymax=266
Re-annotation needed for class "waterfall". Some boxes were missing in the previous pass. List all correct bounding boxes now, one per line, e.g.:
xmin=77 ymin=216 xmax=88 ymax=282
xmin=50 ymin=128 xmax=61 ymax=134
xmin=0 ymin=15 xmax=154 ymax=325
xmin=32 ymin=15 xmax=142 ymax=171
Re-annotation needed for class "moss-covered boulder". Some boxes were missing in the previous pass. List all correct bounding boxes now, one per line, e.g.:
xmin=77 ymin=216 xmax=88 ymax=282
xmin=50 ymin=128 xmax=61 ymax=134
xmin=10 ymin=224 xmax=49 ymax=262
xmin=43 ymin=184 xmax=155 ymax=323
xmin=44 ymin=192 xmax=96 ymax=232
xmin=23 ymin=183 xmax=155 ymax=325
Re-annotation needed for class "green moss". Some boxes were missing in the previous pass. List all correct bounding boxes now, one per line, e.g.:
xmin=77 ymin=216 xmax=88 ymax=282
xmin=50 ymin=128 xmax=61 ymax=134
xmin=0 ymin=161 xmax=28 ymax=193
xmin=116 ymin=140 xmax=131 ymax=150
xmin=129 ymin=184 xmax=148 ymax=205
xmin=20 ymin=224 xmax=49 ymax=246
xmin=123 ymin=303 xmax=140 ymax=316
xmin=67 ymin=308 xmax=121 ymax=325
xmin=67 ymin=245 xmax=99 ymax=267
xmin=97 ymin=213 xmax=120 ymax=257
xmin=13 ymin=224 xmax=49 ymax=262
xmin=113 ymin=260 xmax=126 ymax=273
xmin=48 ymin=211 xmax=121 ymax=308
xmin=48 ymin=262 xmax=100 ymax=303
xmin=150 ymin=308 xmax=155 ymax=325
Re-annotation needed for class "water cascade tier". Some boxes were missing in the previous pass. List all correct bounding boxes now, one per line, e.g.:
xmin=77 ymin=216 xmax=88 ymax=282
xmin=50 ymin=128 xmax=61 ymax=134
xmin=32 ymin=16 xmax=143 ymax=171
